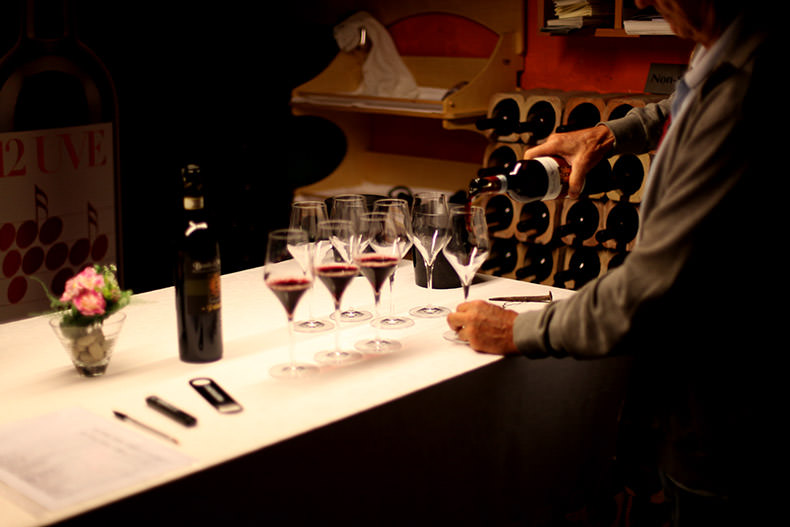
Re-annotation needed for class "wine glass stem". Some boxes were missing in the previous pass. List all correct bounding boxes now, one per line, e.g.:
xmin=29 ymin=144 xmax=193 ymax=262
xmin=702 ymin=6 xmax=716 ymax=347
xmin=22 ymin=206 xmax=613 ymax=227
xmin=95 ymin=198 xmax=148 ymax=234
xmin=306 ymin=283 xmax=316 ymax=319
xmin=373 ymin=292 xmax=383 ymax=345
xmin=333 ymin=302 xmax=342 ymax=353
xmin=287 ymin=316 xmax=296 ymax=366
xmin=462 ymin=283 xmax=470 ymax=302
xmin=425 ymin=262 xmax=434 ymax=295
xmin=388 ymin=274 xmax=396 ymax=315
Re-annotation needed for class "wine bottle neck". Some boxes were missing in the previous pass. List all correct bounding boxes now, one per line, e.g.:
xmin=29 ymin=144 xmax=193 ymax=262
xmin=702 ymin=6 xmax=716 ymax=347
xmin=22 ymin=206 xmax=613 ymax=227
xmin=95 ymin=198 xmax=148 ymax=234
xmin=23 ymin=0 xmax=75 ymax=43
xmin=468 ymin=175 xmax=506 ymax=199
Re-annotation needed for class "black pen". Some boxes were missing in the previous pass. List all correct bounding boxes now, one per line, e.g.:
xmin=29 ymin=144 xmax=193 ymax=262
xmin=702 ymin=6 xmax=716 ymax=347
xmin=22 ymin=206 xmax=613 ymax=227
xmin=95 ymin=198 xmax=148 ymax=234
xmin=113 ymin=410 xmax=180 ymax=444
xmin=146 ymin=396 xmax=197 ymax=427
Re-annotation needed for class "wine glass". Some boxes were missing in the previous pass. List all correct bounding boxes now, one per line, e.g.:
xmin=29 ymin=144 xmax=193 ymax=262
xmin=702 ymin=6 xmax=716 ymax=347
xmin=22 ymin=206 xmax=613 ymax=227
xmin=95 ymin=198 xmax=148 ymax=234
xmin=289 ymin=200 xmax=334 ymax=333
xmin=329 ymin=194 xmax=372 ymax=323
xmin=370 ymin=198 xmax=414 ymax=330
xmin=409 ymin=192 xmax=450 ymax=318
xmin=442 ymin=206 xmax=491 ymax=343
xmin=264 ymin=228 xmax=320 ymax=378
xmin=353 ymin=211 xmax=405 ymax=354
xmin=313 ymin=220 xmax=364 ymax=366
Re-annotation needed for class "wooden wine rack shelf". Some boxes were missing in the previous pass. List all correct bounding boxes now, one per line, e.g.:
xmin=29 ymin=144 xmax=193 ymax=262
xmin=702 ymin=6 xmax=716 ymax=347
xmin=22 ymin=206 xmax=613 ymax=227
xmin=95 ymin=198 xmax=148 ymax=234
xmin=475 ymin=88 xmax=660 ymax=290
xmin=290 ymin=0 xmax=525 ymax=201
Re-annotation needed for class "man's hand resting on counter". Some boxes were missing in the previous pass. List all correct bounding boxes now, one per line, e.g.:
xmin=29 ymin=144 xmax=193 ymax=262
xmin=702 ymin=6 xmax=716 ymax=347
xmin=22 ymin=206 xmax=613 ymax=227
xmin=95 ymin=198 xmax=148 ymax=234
xmin=446 ymin=300 xmax=520 ymax=355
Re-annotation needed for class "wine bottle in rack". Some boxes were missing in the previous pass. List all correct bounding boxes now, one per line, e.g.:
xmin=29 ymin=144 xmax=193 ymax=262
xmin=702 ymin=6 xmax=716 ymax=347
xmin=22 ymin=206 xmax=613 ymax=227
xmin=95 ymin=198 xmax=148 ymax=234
xmin=480 ymin=237 xmax=518 ymax=276
xmin=175 ymin=164 xmax=223 ymax=363
xmin=482 ymin=194 xmax=515 ymax=235
xmin=477 ymin=143 xmax=520 ymax=177
xmin=515 ymin=201 xmax=550 ymax=240
xmin=514 ymin=243 xmax=554 ymax=283
xmin=557 ymin=198 xmax=601 ymax=245
xmin=603 ymin=250 xmax=628 ymax=271
xmin=520 ymin=100 xmax=556 ymax=142
xmin=475 ymin=96 xmax=522 ymax=138
xmin=555 ymin=101 xmax=601 ymax=133
xmin=595 ymin=202 xmax=639 ymax=251
xmin=608 ymin=153 xmax=647 ymax=202
xmin=468 ymin=156 xmax=615 ymax=203
xmin=553 ymin=246 xmax=601 ymax=290
xmin=0 ymin=0 xmax=119 ymax=322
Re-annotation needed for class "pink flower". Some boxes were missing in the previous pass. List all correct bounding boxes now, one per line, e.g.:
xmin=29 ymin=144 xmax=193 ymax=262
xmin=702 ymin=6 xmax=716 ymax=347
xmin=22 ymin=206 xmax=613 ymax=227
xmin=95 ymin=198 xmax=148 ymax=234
xmin=72 ymin=289 xmax=106 ymax=316
xmin=60 ymin=267 xmax=105 ymax=303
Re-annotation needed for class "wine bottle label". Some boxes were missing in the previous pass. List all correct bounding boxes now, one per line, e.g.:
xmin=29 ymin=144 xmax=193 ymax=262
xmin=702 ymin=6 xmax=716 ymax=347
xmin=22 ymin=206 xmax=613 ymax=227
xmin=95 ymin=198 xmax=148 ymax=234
xmin=535 ymin=157 xmax=563 ymax=200
xmin=183 ymin=196 xmax=204 ymax=210
xmin=0 ymin=123 xmax=116 ymax=322
xmin=184 ymin=258 xmax=221 ymax=314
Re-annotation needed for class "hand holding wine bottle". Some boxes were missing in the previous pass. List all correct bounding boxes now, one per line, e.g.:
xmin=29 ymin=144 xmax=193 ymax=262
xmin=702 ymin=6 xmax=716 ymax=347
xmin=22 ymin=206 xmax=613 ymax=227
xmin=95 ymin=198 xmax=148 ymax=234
xmin=520 ymin=125 xmax=616 ymax=199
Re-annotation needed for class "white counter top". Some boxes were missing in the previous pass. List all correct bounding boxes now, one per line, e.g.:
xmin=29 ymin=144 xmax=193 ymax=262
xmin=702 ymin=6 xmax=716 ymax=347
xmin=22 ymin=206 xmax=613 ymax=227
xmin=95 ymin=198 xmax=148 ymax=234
xmin=0 ymin=262 xmax=571 ymax=526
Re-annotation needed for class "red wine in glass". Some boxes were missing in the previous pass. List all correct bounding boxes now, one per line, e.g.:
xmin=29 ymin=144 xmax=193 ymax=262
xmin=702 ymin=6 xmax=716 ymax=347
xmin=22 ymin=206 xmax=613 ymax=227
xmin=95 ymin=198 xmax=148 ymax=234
xmin=357 ymin=254 xmax=398 ymax=294
xmin=317 ymin=264 xmax=358 ymax=303
xmin=268 ymin=277 xmax=311 ymax=318
xmin=264 ymin=228 xmax=320 ymax=379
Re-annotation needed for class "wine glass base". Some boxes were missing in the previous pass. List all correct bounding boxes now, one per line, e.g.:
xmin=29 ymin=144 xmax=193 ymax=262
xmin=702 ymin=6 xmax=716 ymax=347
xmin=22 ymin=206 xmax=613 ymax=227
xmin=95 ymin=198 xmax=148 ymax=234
xmin=409 ymin=305 xmax=450 ymax=318
xmin=269 ymin=362 xmax=321 ymax=379
xmin=354 ymin=338 xmax=402 ymax=354
xmin=332 ymin=309 xmax=373 ymax=323
xmin=443 ymin=329 xmax=469 ymax=345
xmin=371 ymin=316 xmax=414 ymax=330
xmin=315 ymin=349 xmax=364 ymax=366
xmin=293 ymin=318 xmax=334 ymax=333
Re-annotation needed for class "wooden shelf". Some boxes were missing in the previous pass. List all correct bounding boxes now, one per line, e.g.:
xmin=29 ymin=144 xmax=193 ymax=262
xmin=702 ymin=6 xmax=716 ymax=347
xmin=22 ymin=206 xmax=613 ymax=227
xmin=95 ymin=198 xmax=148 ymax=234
xmin=290 ymin=0 xmax=525 ymax=199
xmin=538 ymin=0 xmax=673 ymax=38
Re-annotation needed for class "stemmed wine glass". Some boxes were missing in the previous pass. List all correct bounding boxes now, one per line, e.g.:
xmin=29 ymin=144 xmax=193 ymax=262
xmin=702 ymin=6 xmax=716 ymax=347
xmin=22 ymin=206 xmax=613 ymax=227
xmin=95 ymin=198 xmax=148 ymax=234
xmin=329 ymin=194 xmax=372 ymax=323
xmin=313 ymin=220 xmax=364 ymax=366
xmin=264 ymin=228 xmax=320 ymax=378
xmin=409 ymin=192 xmax=451 ymax=318
xmin=353 ymin=211 xmax=405 ymax=354
xmin=289 ymin=200 xmax=334 ymax=333
xmin=442 ymin=206 xmax=491 ymax=343
xmin=371 ymin=198 xmax=414 ymax=330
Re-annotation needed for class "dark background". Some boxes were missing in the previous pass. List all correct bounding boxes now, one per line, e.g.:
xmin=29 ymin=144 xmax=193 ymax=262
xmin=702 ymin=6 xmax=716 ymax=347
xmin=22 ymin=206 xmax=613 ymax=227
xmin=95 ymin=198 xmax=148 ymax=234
xmin=1 ymin=0 xmax=349 ymax=294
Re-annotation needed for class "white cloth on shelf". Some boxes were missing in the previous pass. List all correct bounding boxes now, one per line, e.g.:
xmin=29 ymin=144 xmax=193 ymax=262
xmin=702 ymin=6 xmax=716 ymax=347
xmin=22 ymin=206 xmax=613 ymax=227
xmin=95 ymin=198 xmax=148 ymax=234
xmin=333 ymin=11 xmax=419 ymax=99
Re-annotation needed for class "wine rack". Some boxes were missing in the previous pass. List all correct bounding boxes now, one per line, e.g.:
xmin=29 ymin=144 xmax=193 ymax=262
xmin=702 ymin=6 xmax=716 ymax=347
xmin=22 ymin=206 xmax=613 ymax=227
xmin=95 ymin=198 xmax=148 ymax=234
xmin=475 ymin=88 xmax=656 ymax=290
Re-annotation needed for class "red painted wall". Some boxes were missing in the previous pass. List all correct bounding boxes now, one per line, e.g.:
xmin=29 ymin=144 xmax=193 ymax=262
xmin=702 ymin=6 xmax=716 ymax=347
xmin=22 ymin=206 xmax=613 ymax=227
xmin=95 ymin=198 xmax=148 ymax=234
xmin=390 ymin=3 xmax=695 ymax=95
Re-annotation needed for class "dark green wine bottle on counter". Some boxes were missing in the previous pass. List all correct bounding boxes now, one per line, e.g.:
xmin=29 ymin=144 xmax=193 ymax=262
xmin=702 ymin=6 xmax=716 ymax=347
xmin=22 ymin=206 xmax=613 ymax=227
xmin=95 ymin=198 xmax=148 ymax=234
xmin=175 ymin=163 xmax=223 ymax=363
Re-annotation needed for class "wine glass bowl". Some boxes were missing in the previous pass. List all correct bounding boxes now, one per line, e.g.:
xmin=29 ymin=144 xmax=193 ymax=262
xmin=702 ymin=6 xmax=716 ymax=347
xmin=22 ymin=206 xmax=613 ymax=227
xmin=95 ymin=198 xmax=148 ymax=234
xmin=289 ymin=200 xmax=334 ymax=333
xmin=370 ymin=198 xmax=414 ymax=330
xmin=409 ymin=192 xmax=451 ymax=318
xmin=313 ymin=220 xmax=364 ymax=366
xmin=264 ymin=228 xmax=320 ymax=378
xmin=353 ymin=211 xmax=405 ymax=354
xmin=442 ymin=206 xmax=491 ymax=343
xmin=329 ymin=194 xmax=372 ymax=323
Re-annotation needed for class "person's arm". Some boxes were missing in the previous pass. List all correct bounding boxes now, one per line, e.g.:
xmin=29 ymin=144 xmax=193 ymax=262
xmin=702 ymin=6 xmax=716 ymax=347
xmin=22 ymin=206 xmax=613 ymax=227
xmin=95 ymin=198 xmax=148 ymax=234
xmin=522 ymin=98 xmax=672 ymax=198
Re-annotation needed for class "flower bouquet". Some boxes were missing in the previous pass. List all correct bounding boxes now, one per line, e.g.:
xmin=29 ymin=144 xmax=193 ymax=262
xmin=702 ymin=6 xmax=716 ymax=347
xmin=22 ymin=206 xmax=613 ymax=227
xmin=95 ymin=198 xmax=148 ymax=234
xmin=39 ymin=264 xmax=132 ymax=376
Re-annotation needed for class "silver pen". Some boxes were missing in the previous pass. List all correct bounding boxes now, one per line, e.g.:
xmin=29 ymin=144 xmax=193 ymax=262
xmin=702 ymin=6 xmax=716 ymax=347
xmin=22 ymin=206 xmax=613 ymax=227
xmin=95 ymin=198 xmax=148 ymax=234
xmin=113 ymin=410 xmax=180 ymax=444
xmin=488 ymin=292 xmax=553 ymax=303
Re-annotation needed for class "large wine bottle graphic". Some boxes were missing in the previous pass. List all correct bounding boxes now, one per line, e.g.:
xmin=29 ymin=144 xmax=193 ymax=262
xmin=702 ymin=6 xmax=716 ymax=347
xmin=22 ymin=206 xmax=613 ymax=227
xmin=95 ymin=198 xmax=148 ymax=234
xmin=1 ymin=0 xmax=119 ymax=322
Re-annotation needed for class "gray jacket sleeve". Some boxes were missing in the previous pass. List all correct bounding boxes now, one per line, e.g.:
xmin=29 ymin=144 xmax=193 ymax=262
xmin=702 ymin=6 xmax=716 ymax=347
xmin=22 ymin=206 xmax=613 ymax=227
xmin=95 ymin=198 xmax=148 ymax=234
xmin=605 ymin=97 xmax=672 ymax=155
xmin=512 ymin=81 xmax=746 ymax=359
